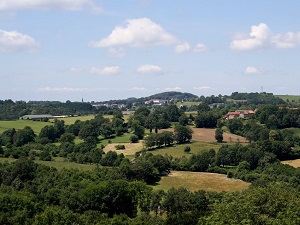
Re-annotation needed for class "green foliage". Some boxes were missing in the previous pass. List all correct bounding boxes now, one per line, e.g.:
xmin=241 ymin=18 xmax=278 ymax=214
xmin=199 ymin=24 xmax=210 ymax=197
xmin=184 ymin=146 xmax=191 ymax=154
xmin=215 ymin=128 xmax=223 ymax=143
xmin=174 ymin=124 xmax=193 ymax=144
xmin=129 ymin=134 xmax=139 ymax=143
xmin=115 ymin=144 xmax=125 ymax=150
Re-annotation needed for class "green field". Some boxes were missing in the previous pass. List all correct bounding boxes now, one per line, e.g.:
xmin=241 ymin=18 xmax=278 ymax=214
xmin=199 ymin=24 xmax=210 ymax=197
xmin=149 ymin=141 xmax=221 ymax=158
xmin=151 ymin=171 xmax=250 ymax=192
xmin=50 ymin=115 xmax=94 ymax=125
xmin=0 ymin=157 xmax=96 ymax=171
xmin=0 ymin=120 xmax=52 ymax=134
xmin=276 ymin=95 xmax=300 ymax=103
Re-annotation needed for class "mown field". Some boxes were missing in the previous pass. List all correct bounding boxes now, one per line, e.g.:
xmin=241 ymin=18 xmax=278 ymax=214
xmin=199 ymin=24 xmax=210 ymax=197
xmin=276 ymin=95 xmax=300 ymax=103
xmin=0 ymin=120 xmax=52 ymax=134
xmin=282 ymin=159 xmax=300 ymax=168
xmin=152 ymin=171 xmax=250 ymax=192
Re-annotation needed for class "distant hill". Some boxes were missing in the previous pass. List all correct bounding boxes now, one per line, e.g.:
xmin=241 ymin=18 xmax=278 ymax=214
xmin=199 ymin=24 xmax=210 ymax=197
xmin=147 ymin=91 xmax=198 ymax=100
xmin=97 ymin=91 xmax=199 ymax=105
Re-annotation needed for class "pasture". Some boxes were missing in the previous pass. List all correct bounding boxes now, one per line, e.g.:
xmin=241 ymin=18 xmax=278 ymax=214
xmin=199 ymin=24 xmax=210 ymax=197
xmin=276 ymin=95 xmax=300 ymax=103
xmin=152 ymin=171 xmax=250 ymax=192
xmin=0 ymin=157 xmax=96 ymax=171
xmin=0 ymin=120 xmax=51 ymax=134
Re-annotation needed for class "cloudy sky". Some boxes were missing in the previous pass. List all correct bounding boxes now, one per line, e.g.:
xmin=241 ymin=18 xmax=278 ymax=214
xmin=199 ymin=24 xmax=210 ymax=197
xmin=1 ymin=0 xmax=300 ymax=101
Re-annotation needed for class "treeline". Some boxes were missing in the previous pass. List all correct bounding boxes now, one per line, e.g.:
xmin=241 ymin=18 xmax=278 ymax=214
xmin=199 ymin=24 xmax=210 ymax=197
xmin=230 ymin=92 xmax=285 ymax=105
xmin=0 ymin=100 xmax=101 ymax=120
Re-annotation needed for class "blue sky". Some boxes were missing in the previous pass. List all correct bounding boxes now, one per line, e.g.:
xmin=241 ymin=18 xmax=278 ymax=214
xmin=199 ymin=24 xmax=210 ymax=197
xmin=1 ymin=0 xmax=300 ymax=101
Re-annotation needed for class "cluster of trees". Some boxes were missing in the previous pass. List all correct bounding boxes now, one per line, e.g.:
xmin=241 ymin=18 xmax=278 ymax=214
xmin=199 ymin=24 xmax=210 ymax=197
xmin=256 ymin=104 xmax=300 ymax=129
xmin=230 ymin=92 xmax=285 ymax=105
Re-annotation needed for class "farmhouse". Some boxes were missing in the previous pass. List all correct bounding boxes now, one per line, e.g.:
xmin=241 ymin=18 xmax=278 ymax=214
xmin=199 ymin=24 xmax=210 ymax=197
xmin=144 ymin=99 xmax=167 ymax=106
xmin=225 ymin=110 xmax=255 ymax=120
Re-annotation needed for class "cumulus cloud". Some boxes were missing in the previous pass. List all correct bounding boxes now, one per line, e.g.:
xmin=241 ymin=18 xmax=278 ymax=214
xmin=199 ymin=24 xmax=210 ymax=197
xmin=193 ymin=43 xmax=206 ymax=52
xmin=231 ymin=23 xmax=300 ymax=51
xmin=89 ymin=18 xmax=178 ymax=48
xmin=0 ymin=29 xmax=39 ymax=53
xmin=0 ymin=0 xmax=101 ymax=12
xmin=175 ymin=42 xmax=190 ymax=53
xmin=90 ymin=66 xmax=120 ymax=75
xmin=244 ymin=66 xmax=261 ymax=74
xmin=137 ymin=64 xmax=162 ymax=73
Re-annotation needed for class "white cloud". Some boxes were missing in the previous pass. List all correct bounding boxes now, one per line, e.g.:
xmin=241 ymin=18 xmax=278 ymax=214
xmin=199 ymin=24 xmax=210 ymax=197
xmin=193 ymin=86 xmax=212 ymax=90
xmin=244 ymin=66 xmax=261 ymax=74
xmin=175 ymin=42 xmax=190 ymax=53
xmin=0 ymin=29 xmax=39 ymax=53
xmin=0 ymin=0 xmax=101 ymax=12
xmin=89 ymin=18 xmax=178 ymax=48
xmin=193 ymin=43 xmax=206 ymax=52
xmin=90 ymin=66 xmax=120 ymax=75
xmin=129 ymin=87 xmax=146 ymax=91
xmin=164 ymin=87 xmax=182 ymax=91
xmin=230 ymin=23 xmax=300 ymax=51
xmin=137 ymin=64 xmax=162 ymax=73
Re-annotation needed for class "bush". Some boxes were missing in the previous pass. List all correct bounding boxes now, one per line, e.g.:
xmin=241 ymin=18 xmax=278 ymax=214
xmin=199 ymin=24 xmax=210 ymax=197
xmin=129 ymin=135 xmax=139 ymax=143
xmin=115 ymin=145 xmax=125 ymax=150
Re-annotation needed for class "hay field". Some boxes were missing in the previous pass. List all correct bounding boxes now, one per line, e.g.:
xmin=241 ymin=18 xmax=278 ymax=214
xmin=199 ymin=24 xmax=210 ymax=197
xmin=103 ymin=141 xmax=143 ymax=156
xmin=160 ymin=127 xmax=247 ymax=143
xmin=152 ymin=171 xmax=250 ymax=192
xmin=282 ymin=159 xmax=300 ymax=168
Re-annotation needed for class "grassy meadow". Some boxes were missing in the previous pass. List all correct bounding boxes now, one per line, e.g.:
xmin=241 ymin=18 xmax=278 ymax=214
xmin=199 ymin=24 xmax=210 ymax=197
xmin=0 ymin=120 xmax=52 ymax=134
xmin=276 ymin=95 xmax=300 ymax=103
xmin=0 ymin=157 xmax=96 ymax=171
xmin=151 ymin=171 xmax=250 ymax=192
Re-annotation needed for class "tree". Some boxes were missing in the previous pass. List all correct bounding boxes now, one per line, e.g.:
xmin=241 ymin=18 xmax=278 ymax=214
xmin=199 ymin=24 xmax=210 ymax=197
xmin=174 ymin=125 xmax=193 ymax=144
xmin=13 ymin=126 xmax=35 ymax=147
xmin=39 ymin=125 xmax=56 ymax=142
xmin=131 ymin=120 xmax=145 ymax=139
xmin=215 ymin=128 xmax=223 ymax=143
xmin=129 ymin=135 xmax=139 ymax=143
xmin=184 ymin=146 xmax=191 ymax=154
xmin=78 ymin=124 xmax=98 ymax=141
xmin=227 ymin=118 xmax=243 ymax=134
xmin=178 ymin=114 xmax=189 ymax=126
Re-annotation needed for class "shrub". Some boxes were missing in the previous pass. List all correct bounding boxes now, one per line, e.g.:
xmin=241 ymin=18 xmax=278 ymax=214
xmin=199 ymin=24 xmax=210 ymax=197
xmin=115 ymin=145 xmax=125 ymax=150
xmin=129 ymin=135 xmax=139 ymax=143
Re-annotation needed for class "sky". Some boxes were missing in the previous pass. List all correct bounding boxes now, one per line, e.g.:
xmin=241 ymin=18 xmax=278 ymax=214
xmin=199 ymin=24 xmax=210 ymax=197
xmin=1 ymin=0 xmax=300 ymax=102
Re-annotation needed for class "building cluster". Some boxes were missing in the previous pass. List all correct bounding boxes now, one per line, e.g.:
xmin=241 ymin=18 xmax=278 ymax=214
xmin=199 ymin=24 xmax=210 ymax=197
xmin=224 ymin=110 xmax=255 ymax=120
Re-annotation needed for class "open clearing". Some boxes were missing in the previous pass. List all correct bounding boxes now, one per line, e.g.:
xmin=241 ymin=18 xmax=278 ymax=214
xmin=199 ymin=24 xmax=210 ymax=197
xmin=152 ymin=171 xmax=250 ymax=192
xmin=160 ymin=127 xmax=247 ymax=143
xmin=282 ymin=159 xmax=300 ymax=168
xmin=104 ymin=141 xmax=143 ymax=156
